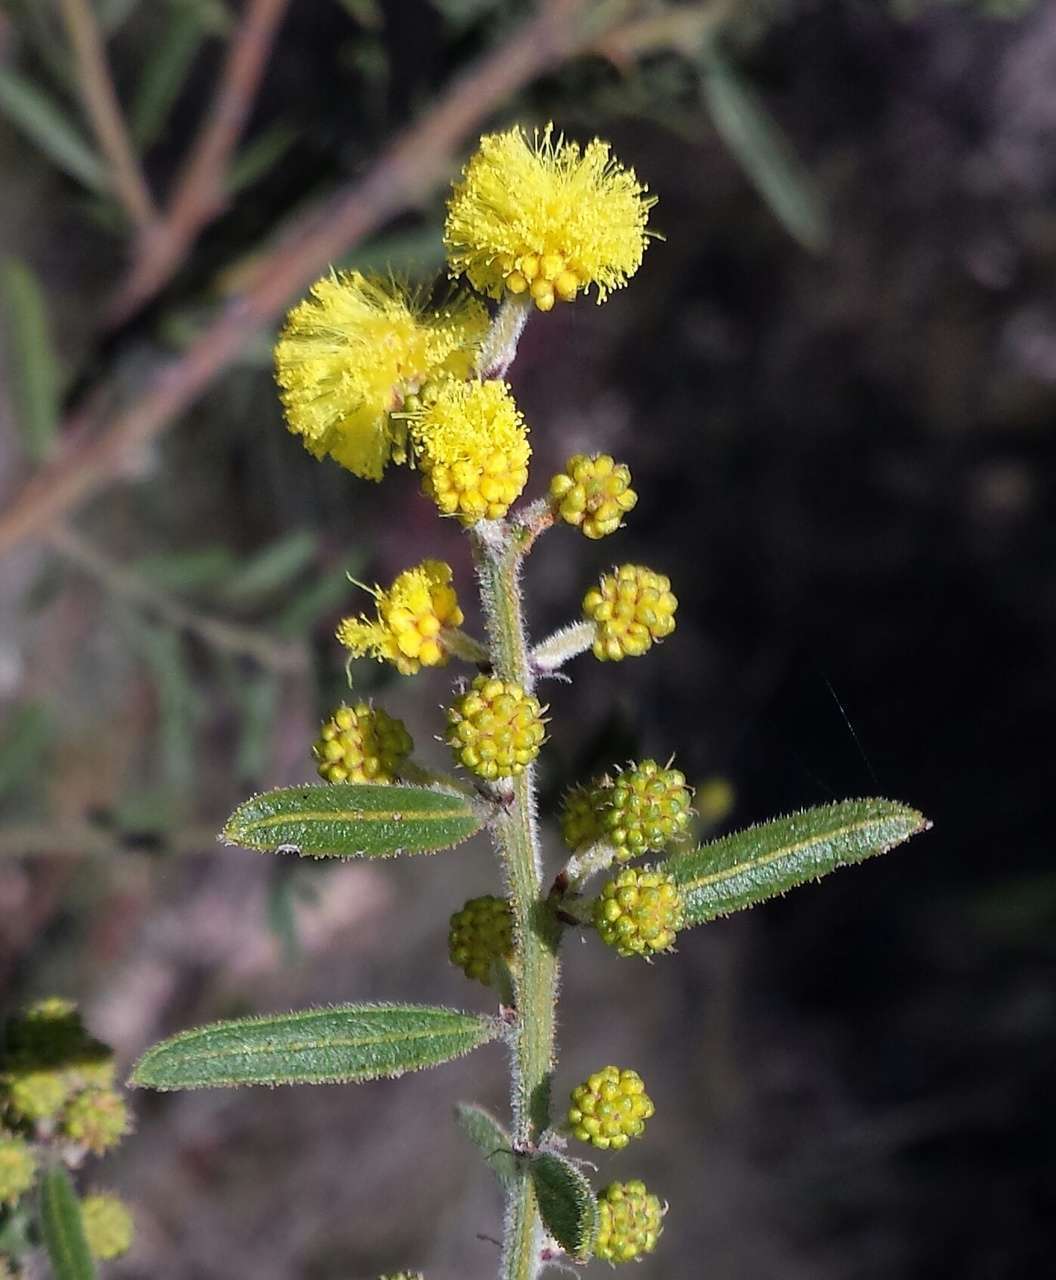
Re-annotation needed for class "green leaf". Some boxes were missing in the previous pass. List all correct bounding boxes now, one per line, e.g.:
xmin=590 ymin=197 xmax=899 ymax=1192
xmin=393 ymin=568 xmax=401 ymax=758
xmin=227 ymin=122 xmax=299 ymax=195
xmin=455 ymin=1102 xmax=517 ymax=1185
xmin=0 ymin=69 xmax=106 ymax=190
xmin=700 ymin=47 xmax=830 ymax=253
xmin=1 ymin=257 xmax=62 ymax=462
xmin=669 ymin=797 xmax=929 ymax=926
xmin=0 ymin=702 xmax=50 ymax=804
xmin=131 ymin=3 xmax=208 ymax=146
xmin=226 ymin=531 xmax=319 ymax=604
xmin=39 ymin=1167 xmax=96 ymax=1280
xmin=528 ymin=1151 xmax=598 ymax=1261
xmin=130 ymin=1003 xmax=500 ymax=1090
xmin=223 ymin=783 xmax=486 ymax=859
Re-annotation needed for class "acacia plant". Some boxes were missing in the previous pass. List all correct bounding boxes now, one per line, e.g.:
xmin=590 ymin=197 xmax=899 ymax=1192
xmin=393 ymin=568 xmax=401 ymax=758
xmin=131 ymin=123 xmax=930 ymax=1278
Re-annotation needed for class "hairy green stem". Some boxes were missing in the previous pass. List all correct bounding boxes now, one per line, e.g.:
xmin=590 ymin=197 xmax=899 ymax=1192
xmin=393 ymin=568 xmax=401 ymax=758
xmin=473 ymin=524 xmax=561 ymax=1280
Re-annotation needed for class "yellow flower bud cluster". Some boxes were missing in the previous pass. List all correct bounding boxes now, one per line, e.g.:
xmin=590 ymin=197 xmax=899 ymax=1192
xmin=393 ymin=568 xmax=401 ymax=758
xmin=568 ymin=1066 xmax=654 ymax=1151
xmin=593 ymin=867 xmax=683 ymax=958
xmin=0 ymin=1135 xmax=36 ymax=1206
xmin=2 ymin=1000 xmax=117 ymax=1126
xmin=549 ymin=454 xmax=637 ymax=539
xmin=448 ymin=896 xmax=514 ymax=986
xmin=558 ymin=782 xmax=605 ymax=852
xmin=594 ymin=1179 xmax=665 ymax=1264
xmin=411 ymin=379 xmax=530 ymax=523
xmin=337 ymin=561 xmax=463 ymax=676
xmin=62 ymin=1087 xmax=129 ymax=1155
xmin=81 ymin=1193 xmax=135 ymax=1260
xmin=446 ymin=677 xmax=546 ymax=781
xmin=559 ymin=760 xmax=693 ymax=859
xmin=582 ymin=564 xmax=677 ymax=661
xmin=313 ymin=703 xmax=413 ymax=784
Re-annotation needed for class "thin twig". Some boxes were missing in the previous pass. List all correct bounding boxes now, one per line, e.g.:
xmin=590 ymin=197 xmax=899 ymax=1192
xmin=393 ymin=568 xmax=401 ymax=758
xmin=111 ymin=0 xmax=291 ymax=321
xmin=49 ymin=523 xmax=308 ymax=673
xmin=0 ymin=0 xmax=687 ymax=560
xmin=57 ymin=0 xmax=156 ymax=230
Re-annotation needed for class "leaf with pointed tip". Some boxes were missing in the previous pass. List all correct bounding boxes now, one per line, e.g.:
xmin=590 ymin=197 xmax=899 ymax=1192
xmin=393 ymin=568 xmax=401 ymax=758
xmin=1 ymin=258 xmax=61 ymax=463
xmin=669 ymin=797 xmax=929 ymax=926
xmin=529 ymin=1152 xmax=598 ymax=1261
xmin=130 ymin=1004 xmax=499 ymax=1090
xmin=455 ymin=1102 xmax=517 ymax=1185
xmin=223 ymin=784 xmax=485 ymax=859
xmin=39 ymin=1167 xmax=96 ymax=1280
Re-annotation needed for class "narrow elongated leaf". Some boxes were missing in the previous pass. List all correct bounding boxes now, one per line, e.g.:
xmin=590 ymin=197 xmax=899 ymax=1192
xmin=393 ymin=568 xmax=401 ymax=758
xmin=529 ymin=1152 xmax=598 ymax=1261
xmin=455 ymin=1102 xmax=517 ymax=1185
xmin=131 ymin=4 xmax=208 ymax=146
xmin=1 ymin=258 xmax=61 ymax=462
xmin=226 ymin=531 xmax=319 ymax=603
xmin=669 ymin=797 xmax=929 ymax=926
xmin=0 ymin=70 xmax=106 ymax=190
xmin=130 ymin=1003 xmax=499 ymax=1090
xmin=39 ymin=1167 xmax=96 ymax=1280
xmin=223 ymin=783 xmax=485 ymax=859
xmin=700 ymin=48 xmax=830 ymax=253
xmin=227 ymin=122 xmax=299 ymax=195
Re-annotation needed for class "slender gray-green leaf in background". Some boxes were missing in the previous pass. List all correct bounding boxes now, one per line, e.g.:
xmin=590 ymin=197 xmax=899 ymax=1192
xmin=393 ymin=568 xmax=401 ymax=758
xmin=227 ymin=122 xmax=299 ymax=195
xmin=455 ymin=1102 xmax=518 ymax=1186
xmin=0 ymin=70 xmax=106 ymax=190
xmin=131 ymin=3 xmax=208 ymax=146
xmin=223 ymin=783 xmax=487 ymax=859
xmin=131 ymin=1004 xmax=500 ymax=1090
xmin=226 ymin=531 xmax=319 ymax=604
xmin=1 ymin=257 xmax=61 ymax=463
xmin=669 ymin=797 xmax=929 ymax=927
xmin=0 ymin=703 xmax=51 ymax=805
xmin=132 ymin=546 xmax=238 ymax=593
xmin=39 ymin=1167 xmax=96 ymax=1280
xmin=99 ymin=0 xmax=145 ymax=33
xmin=700 ymin=46 xmax=830 ymax=253
xmin=528 ymin=1151 xmax=599 ymax=1261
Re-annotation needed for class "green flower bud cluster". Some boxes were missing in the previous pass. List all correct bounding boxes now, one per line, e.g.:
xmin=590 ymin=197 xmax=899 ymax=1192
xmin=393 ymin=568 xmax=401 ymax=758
xmin=567 ymin=1066 xmax=653 ymax=1150
xmin=582 ymin=564 xmax=677 ymax=661
xmin=0 ymin=1135 xmax=36 ymax=1206
xmin=2 ymin=1000 xmax=117 ymax=1128
xmin=594 ymin=1179 xmax=665 ymax=1264
xmin=313 ymin=702 xmax=413 ymax=784
xmin=593 ymin=866 xmax=683 ymax=958
xmin=81 ymin=1193 xmax=135 ymax=1260
xmin=549 ymin=453 xmax=637 ymax=540
xmin=448 ymin=896 xmax=514 ymax=986
xmin=446 ymin=676 xmax=546 ymax=780
xmin=560 ymin=759 xmax=693 ymax=859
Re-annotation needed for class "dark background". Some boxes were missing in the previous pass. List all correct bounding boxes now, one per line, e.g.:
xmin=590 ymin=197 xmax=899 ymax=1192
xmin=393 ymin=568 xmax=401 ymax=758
xmin=1 ymin=1 xmax=1054 ymax=1276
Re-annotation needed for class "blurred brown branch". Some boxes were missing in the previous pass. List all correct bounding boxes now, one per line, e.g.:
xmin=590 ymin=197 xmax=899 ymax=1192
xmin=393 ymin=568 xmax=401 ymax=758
xmin=110 ymin=0 xmax=291 ymax=322
xmin=0 ymin=0 xmax=712 ymax=561
xmin=0 ymin=822 xmax=219 ymax=859
xmin=57 ymin=0 xmax=157 ymax=229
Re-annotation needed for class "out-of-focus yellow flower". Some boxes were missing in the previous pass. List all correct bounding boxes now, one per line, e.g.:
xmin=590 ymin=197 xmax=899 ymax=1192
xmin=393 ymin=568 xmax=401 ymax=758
xmin=336 ymin=561 xmax=464 ymax=675
xmin=275 ymin=273 xmax=487 ymax=479
xmin=410 ymin=379 xmax=530 ymax=523
xmin=444 ymin=123 xmax=656 ymax=311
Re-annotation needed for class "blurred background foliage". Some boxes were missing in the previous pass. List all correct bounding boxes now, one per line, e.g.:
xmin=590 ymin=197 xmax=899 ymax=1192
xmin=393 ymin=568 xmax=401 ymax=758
xmin=1 ymin=0 xmax=1054 ymax=1276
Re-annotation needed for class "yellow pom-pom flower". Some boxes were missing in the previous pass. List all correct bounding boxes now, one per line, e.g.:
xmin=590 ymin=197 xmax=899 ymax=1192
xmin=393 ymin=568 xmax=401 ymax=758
xmin=446 ymin=676 xmax=546 ymax=780
xmin=81 ymin=1193 xmax=134 ymax=1261
xmin=444 ymin=123 xmax=656 ymax=311
xmin=448 ymin=895 xmax=514 ymax=986
xmin=275 ymin=272 xmax=488 ymax=479
xmin=336 ymin=560 xmax=464 ymax=676
xmin=61 ymin=1088 xmax=129 ymax=1155
xmin=593 ymin=867 xmax=683 ymax=958
xmin=568 ymin=1066 xmax=654 ymax=1151
xmin=582 ymin=564 xmax=677 ymax=661
xmin=313 ymin=703 xmax=413 ymax=784
xmin=0 ymin=1135 xmax=36 ymax=1206
xmin=549 ymin=454 xmax=637 ymax=539
xmin=594 ymin=1180 xmax=665 ymax=1264
xmin=410 ymin=379 xmax=530 ymax=523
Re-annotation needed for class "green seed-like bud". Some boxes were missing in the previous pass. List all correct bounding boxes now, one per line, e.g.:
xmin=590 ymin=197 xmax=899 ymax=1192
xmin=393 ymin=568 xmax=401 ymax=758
xmin=313 ymin=702 xmax=413 ymax=784
xmin=61 ymin=1088 xmax=129 ymax=1155
xmin=5 ymin=1069 xmax=71 ymax=1123
xmin=445 ymin=676 xmax=546 ymax=781
xmin=0 ymin=1135 xmax=36 ymax=1206
xmin=568 ymin=1066 xmax=654 ymax=1150
xmin=602 ymin=760 xmax=693 ymax=859
xmin=594 ymin=1179 xmax=665 ymax=1264
xmin=81 ymin=1193 xmax=134 ymax=1260
xmin=593 ymin=867 xmax=683 ymax=958
xmin=558 ymin=782 xmax=608 ymax=852
xmin=448 ymin=896 xmax=514 ymax=986
xmin=549 ymin=453 xmax=637 ymax=540
xmin=582 ymin=564 xmax=677 ymax=661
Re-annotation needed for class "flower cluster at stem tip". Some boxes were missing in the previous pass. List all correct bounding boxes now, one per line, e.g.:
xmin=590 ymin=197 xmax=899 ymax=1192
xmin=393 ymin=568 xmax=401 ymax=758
xmin=568 ymin=1066 xmax=654 ymax=1151
xmin=583 ymin=564 xmax=678 ymax=661
xmin=337 ymin=560 xmax=463 ymax=675
xmin=549 ymin=453 xmax=637 ymax=539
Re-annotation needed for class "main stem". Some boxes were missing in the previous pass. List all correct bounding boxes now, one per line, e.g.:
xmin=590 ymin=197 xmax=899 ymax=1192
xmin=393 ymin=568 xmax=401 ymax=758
xmin=474 ymin=524 xmax=561 ymax=1280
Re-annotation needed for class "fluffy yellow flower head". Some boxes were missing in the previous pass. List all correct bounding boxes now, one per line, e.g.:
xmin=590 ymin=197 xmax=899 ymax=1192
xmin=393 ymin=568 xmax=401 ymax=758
xmin=275 ymin=272 xmax=488 ymax=479
xmin=336 ymin=560 xmax=464 ymax=675
xmin=411 ymin=379 xmax=530 ymax=522
xmin=444 ymin=123 xmax=656 ymax=311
